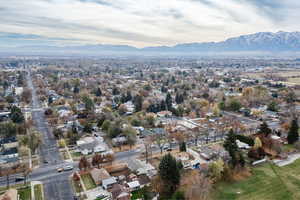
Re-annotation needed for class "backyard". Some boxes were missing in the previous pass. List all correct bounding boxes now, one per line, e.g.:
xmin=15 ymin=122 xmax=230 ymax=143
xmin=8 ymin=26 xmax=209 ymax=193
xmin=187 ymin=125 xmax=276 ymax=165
xmin=81 ymin=173 xmax=97 ymax=190
xmin=18 ymin=186 xmax=32 ymax=200
xmin=214 ymin=159 xmax=300 ymax=200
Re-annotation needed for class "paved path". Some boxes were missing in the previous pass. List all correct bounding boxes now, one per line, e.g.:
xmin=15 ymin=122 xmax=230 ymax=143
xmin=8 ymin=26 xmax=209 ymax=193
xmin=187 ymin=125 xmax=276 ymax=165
xmin=273 ymin=153 xmax=300 ymax=167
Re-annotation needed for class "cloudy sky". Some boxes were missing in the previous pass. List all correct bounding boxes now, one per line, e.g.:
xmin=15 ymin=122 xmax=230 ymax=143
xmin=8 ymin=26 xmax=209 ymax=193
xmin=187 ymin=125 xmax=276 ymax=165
xmin=0 ymin=0 xmax=299 ymax=47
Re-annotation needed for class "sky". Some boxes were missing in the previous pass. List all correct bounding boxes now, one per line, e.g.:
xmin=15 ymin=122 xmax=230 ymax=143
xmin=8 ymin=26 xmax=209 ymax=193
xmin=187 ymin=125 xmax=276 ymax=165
xmin=0 ymin=0 xmax=300 ymax=47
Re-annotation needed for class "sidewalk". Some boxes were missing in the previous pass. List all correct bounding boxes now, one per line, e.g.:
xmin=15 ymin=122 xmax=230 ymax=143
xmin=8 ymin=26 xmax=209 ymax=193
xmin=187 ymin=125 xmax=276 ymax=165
xmin=31 ymin=181 xmax=43 ymax=200
xmin=273 ymin=153 xmax=300 ymax=167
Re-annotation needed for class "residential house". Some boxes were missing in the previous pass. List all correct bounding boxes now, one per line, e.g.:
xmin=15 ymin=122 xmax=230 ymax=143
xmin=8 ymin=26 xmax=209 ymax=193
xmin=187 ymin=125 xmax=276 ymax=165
xmin=109 ymin=184 xmax=130 ymax=200
xmin=76 ymin=136 xmax=110 ymax=155
xmin=0 ymin=147 xmax=18 ymax=163
xmin=102 ymin=177 xmax=117 ymax=190
xmin=90 ymin=168 xmax=111 ymax=185
xmin=127 ymin=181 xmax=140 ymax=192
xmin=126 ymin=158 xmax=157 ymax=178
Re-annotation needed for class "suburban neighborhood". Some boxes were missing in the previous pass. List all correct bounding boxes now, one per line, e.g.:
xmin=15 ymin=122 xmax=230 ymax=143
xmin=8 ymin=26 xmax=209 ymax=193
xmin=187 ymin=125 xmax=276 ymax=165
xmin=1 ymin=57 xmax=300 ymax=200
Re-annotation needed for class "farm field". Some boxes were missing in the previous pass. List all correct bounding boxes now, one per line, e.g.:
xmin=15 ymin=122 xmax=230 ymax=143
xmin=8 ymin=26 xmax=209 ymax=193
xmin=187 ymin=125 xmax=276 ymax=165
xmin=214 ymin=159 xmax=300 ymax=200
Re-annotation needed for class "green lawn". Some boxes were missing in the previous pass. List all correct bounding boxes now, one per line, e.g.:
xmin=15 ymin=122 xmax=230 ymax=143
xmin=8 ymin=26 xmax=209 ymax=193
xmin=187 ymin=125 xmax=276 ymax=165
xmin=71 ymin=152 xmax=81 ymax=158
xmin=34 ymin=184 xmax=43 ymax=200
xmin=214 ymin=159 xmax=300 ymax=200
xmin=131 ymin=187 xmax=151 ymax=200
xmin=81 ymin=174 xmax=96 ymax=190
xmin=282 ymin=144 xmax=296 ymax=152
xmin=131 ymin=190 xmax=144 ymax=200
xmin=18 ymin=186 xmax=32 ymax=200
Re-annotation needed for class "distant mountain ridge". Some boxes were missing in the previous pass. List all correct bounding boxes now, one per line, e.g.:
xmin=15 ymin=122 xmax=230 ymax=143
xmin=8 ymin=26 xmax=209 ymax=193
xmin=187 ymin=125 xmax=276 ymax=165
xmin=146 ymin=31 xmax=300 ymax=52
xmin=2 ymin=31 xmax=300 ymax=55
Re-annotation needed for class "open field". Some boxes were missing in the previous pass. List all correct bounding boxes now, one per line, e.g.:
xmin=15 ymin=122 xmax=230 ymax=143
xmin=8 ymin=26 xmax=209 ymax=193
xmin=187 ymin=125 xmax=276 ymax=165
xmin=214 ymin=159 xmax=300 ymax=200
xmin=244 ymin=70 xmax=300 ymax=79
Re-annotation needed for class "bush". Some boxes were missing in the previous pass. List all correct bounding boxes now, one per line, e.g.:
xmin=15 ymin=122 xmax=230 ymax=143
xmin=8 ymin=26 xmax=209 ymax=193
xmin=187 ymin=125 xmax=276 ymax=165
xmin=58 ymin=139 xmax=66 ymax=148
xmin=171 ymin=191 xmax=185 ymax=200
xmin=101 ymin=120 xmax=111 ymax=131
xmin=294 ymin=141 xmax=300 ymax=151
xmin=267 ymin=101 xmax=279 ymax=112
xmin=228 ymin=99 xmax=241 ymax=112
xmin=179 ymin=142 xmax=186 ymax=152
xmin=236 ymin=134 xmax=254 ymax=146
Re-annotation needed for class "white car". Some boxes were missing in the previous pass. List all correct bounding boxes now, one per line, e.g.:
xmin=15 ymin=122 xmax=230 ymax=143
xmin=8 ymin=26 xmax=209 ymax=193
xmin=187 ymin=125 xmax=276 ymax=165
xmin=63 ymin=165 xmax=74 ymax=171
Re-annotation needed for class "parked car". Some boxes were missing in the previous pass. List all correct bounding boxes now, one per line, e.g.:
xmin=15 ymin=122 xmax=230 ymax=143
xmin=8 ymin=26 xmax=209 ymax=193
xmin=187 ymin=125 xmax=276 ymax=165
xmin=15 ymin=177 xmax=25 ymax=182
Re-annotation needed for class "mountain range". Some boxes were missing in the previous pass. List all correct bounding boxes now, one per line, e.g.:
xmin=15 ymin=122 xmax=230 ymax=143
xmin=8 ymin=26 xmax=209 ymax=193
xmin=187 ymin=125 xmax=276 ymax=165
xmin=2 ymin=31 xmax=300 ymax=55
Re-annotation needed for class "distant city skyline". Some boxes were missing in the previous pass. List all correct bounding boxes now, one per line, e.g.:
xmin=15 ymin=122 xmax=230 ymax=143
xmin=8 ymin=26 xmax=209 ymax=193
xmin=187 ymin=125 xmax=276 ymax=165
xmin=1 ymin=0 xmax=300 ymax=47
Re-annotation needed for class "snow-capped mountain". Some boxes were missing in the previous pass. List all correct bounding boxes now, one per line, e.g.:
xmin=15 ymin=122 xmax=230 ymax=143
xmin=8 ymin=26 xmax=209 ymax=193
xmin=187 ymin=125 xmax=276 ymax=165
xmin=2 ymin=31 xmax=300 ymax=55
xmin=218 ymin=31 xmax=300 ymax=51
xmin=156 ymin=31 xmax=300 ymax=52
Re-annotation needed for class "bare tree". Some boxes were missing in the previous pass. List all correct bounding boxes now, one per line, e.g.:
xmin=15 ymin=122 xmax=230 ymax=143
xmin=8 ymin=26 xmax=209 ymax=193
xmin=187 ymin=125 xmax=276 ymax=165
xmin=142 ymin=136 xmax=151 ymax=163
xmin=154 ymin=134 xmax=166 ymax=154
xmin=92 ymin=154 xmax=104 ymax=168
xmin=181 ymin=171 xmax=212 ymax=200
xmin=20 ymin=164 xmax=31 ymax=185
xmin=79 ymin=156 xmax=91 ymax=171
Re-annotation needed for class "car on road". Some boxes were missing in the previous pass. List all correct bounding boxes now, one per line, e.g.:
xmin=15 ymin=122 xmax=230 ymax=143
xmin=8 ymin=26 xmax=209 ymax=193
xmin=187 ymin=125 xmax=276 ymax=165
xmin=63 ymin=165 xmax=74 ymax=171
xmin=15 ymin=177 xmax=25 ymax=182
xmin=163 ymin=144 xmax=170 ymax=150
xmin=57 ymin=167 xmax=64 ymax=172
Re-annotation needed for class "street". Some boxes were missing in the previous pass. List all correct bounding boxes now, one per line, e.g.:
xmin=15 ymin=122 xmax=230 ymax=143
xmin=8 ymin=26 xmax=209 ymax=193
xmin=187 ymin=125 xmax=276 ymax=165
xmin=26 ymin=69 xmax=75 ymax=200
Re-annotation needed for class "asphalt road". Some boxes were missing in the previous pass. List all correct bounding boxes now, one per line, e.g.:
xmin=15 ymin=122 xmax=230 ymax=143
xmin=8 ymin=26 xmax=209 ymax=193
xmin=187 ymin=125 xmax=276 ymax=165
xmin=26 ymin=70 xmax=75 ymax=200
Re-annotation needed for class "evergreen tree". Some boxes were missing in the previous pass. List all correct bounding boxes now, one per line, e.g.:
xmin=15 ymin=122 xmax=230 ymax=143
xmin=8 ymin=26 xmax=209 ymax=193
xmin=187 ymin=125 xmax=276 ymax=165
xmin=95 ymin=87 xmax=102 ymax=97
xmin=175 ymin=93 xmax=184 ymax=104
xmin=120 ymin=93 xmax=127 ymax=103
xmin=160 ymin=100 xmax=166 ymax=111
xmin=159 ymin=154 xmax=181 ymax=195
xmin=258 ymin=122 xmax=272 ymax=137
xmin=287 ymin=118 xmax=299 ymax=144
xmin=73 ymin=85 xmax=80 ymax=94
xmin=126 ymin=91 xmax=132 ymax=101
xmin=133 ymin=95 xmax=143 ymax=112
xmin=179 ymin=142 xmax=186 ymax=152
xmin=161 ymin=86 xmax=168 ymax=93
xmin=165 ymin=93 xmax=172 ymax=110
xmin=9 ymin=106 xmax=24 ymax=123
xmin=112 ymin=87 xmax=120 ymax=95
xmin=48 ymin=96 xmax=53 ymax=105
xmin=82 ymin=96 xmax=94 ymax=111
xmin=223 ymin=129 xmax=238 ymax=167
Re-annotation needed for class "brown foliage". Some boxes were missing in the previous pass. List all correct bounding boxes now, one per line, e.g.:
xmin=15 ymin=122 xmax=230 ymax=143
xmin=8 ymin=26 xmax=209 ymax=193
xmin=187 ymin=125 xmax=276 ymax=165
xmin=79 ymin=156 xmax=91 ymax=171
xmin=180 ymin=170 xmax=212 ymax=200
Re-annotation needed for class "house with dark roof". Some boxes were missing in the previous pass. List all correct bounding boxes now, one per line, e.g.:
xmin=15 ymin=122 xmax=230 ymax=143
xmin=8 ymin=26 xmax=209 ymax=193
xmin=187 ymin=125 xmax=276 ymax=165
xmin=0 ymin=147 xmax=18 ymax=163
xmin=109 ymin=184 xmax=130 ymax=200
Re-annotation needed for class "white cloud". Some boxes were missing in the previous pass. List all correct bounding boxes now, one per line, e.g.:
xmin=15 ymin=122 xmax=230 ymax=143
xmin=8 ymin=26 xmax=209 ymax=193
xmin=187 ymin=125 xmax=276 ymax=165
xmin=0 ymin=0 xmax=299 ymax=47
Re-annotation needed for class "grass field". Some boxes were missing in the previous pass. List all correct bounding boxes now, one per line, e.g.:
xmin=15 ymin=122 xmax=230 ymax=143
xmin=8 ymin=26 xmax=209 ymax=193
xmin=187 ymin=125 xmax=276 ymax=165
xmin=81 ymin=174 xmax=96 ymax=190
xmin=214 ymin=159 xmax=300 ymax=200
xmin=34 ymin=184 xmax=43 ymax=200
xmin=18 ymin=186 xmax=32 ymax=200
